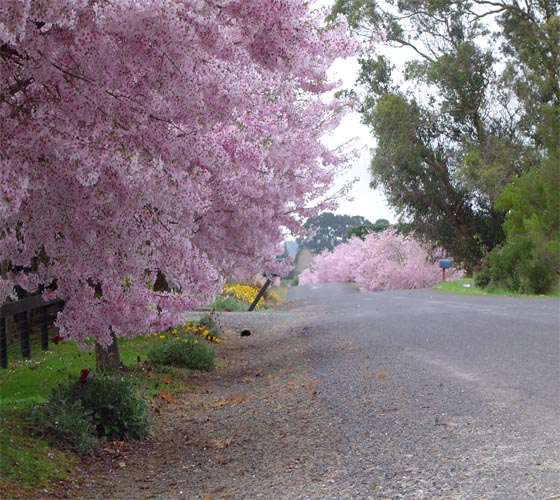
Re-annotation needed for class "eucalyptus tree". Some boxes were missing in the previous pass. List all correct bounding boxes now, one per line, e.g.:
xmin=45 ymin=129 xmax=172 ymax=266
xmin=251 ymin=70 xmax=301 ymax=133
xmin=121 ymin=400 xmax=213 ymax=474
xmin=331 ymin=0 xmax=558 ymax=272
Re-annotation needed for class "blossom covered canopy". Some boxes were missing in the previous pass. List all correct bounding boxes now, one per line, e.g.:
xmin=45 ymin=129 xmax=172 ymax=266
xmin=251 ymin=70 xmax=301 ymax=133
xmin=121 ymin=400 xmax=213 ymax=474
xmin=299 ymin=230 xmax=463 ymax=291
xmin=0 ymin=0 xmax=356 ymax=346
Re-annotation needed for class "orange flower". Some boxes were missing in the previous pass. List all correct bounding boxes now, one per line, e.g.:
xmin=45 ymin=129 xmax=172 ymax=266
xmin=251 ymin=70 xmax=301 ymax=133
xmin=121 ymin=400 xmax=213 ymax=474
xmin=146 ymin=368 xmax=153 ymax=378
xmin=163 ymin=377 xmax=171 ymax=384
xmin=160 ymin=390 xmax=174 ymax=404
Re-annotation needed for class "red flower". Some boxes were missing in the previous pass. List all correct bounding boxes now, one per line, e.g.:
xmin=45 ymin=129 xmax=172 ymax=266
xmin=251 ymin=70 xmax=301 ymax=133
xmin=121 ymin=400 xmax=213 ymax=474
xmin=79 ymin=369 xmax=90 ymax=387
xmin=51 ymin=335 xmax=62 ymax=345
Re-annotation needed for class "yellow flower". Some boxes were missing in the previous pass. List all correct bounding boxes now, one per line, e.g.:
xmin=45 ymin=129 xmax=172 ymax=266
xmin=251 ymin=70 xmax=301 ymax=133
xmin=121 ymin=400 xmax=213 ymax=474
xmin=159 ymin=334 xmax=166 ymax=339
xmin=193 ymin=339 xmax=199 ymax=345
xmin=222 ymin=283 xmax=266 ymax=308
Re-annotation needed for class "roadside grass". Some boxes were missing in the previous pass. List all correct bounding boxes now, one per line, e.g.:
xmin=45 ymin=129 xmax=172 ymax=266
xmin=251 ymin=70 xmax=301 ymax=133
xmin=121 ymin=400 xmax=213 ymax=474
xmin=0 ymin=423 xmax=78 ymax=498
xmin=0 ymin=332 xmax=206 ymax=496
xmin=0 ymin=336 xmax=156 ymax=415
xmin=434 ymin=278 xmax=560 ymax=298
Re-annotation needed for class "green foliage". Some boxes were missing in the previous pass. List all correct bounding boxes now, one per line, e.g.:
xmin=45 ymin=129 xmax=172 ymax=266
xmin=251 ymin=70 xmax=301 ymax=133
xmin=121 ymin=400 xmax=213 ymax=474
xmin=347 ymin=219 xmax=390 ymax=240
xmin=476 ymin=103 xmax=559 ymax=295
xmin=474 ymin=143 xmax=558 ymax=294
xmin=30 ymin=396 xmax=97 ymax=453
xmin=298 ymin=212 xmax=372 ymax=254
xmin=147 ymin=333 xmax=216 ymax=371
xmin=331 ymin=0 xmax=558 ymax=274
xmin=475 ymin=239 xmax=558 ymax=295
xmin=147 ymin=338 xmax=216 ymax=371
xmin=31 ymin=373 xmax=151 ymax=453
xmin=210 ymin=295 xmax=248 ymax=311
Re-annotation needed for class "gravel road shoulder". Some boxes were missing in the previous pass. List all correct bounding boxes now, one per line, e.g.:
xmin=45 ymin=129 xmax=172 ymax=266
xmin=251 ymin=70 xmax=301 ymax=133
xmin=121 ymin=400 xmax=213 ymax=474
xmin=47 ymin=309 xmax=353 ymax=500
xmin=38 ymin=289 xmax=560 ymax=500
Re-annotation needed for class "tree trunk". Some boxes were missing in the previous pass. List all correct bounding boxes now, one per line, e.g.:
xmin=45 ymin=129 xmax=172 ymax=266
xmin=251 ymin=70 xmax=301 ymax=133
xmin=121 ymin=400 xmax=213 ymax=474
xmin=95 ymin=330 xmax=122 ymax=373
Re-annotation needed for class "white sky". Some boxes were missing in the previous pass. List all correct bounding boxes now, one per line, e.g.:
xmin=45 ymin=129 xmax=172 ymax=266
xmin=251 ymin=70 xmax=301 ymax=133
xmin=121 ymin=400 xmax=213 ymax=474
xmin=306 ymin=0 xmax=398 ymax=224
xmin=326 ymin=58 xmax=397 ymax=224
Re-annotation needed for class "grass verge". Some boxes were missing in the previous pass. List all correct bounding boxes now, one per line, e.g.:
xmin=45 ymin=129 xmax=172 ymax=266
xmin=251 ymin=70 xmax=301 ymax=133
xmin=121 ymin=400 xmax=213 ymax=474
xmin=0 ymin=419 xmax=78 ymax=498
xmin=434 ymin=278 xmax=560 ymax=298
xmin=0 ymin=331 xmax=210 ymax=496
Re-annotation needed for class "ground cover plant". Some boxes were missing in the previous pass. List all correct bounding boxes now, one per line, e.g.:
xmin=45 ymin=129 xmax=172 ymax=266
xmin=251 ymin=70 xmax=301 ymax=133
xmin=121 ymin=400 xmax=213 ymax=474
xmin=146 ymin=317 xmax=220 ymax=371
xmin=31 ymin=371 xmax=152 ymax=453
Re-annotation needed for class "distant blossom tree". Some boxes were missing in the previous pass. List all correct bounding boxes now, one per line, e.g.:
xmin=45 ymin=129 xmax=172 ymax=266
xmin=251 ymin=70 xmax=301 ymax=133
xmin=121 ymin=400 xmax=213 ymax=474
xmin=0 ymin=1 xmax=356 ymax=350
xmin=299 ymin=229 xmax=463 ymax=291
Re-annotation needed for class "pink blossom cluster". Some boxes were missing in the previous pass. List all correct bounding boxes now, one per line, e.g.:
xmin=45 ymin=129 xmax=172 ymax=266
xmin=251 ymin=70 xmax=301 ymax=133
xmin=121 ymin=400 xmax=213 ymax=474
xmin=0 ymin=1 xmax=356 ymax=346
xmin=299 ymin=229 xmax=463 ymax=291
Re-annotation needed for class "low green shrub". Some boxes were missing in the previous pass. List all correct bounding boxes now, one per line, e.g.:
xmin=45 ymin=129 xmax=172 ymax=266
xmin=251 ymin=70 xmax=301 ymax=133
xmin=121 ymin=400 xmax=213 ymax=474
xmin=30 ymin=397 xmax=97 ymax=453
xmin=210 ymin=295 xmax=248 ymax=311
xmin=147 ymin=334 xmax=216 ymax=371
xmin=31 ymin=371 xmax=151 ymax=453
xmin=475 ymin=238 xmax=558 ymax=294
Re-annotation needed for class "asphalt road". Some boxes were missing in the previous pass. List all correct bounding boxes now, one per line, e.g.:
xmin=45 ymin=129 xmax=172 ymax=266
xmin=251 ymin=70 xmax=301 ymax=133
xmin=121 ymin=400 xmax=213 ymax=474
xmin=285 ymin=283 xmax=560 ymax=499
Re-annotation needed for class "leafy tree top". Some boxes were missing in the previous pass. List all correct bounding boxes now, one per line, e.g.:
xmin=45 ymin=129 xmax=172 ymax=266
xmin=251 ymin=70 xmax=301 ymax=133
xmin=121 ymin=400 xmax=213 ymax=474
xmin=331 ymin=0 xmax=558 ymax=271
xmin=298 ymin=212 xmax=372 ymax=254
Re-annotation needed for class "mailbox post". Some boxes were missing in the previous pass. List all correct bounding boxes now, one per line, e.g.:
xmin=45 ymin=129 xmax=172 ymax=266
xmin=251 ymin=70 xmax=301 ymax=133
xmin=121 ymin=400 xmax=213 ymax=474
xmin=438 ymin=259 xmax=452 ymax=281
xmin=248 ymin=278 xmax=272 ymax=312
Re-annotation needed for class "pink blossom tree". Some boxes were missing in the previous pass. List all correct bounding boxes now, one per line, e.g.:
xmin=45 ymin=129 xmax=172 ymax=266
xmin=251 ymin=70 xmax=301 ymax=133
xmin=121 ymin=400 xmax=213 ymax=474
xmin=0 ymin=1 xmax=356 ymax=361
xmin=299 ymin=229 xmax=462 ymax=290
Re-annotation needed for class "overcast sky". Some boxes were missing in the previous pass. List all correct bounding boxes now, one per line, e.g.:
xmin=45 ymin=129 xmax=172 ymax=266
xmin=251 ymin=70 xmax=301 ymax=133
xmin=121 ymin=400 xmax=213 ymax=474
xmin=325 ymin=58 xmax=397 ymax=224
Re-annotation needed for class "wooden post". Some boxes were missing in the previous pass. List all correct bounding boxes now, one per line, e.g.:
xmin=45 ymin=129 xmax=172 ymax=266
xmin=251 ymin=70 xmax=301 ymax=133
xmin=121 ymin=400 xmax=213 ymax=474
xmin=248 ymin=279 xmax=272 ymax=312
xmin=0 ymin=317 xmax=7 ymax=369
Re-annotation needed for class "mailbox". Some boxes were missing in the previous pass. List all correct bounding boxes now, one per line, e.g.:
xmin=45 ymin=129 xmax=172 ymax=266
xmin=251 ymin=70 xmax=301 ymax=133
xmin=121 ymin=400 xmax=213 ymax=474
xmin=438 ymin=259 xmax=452 ymax=281
xmin=439 ymin=259 xmax=452 ymax=269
